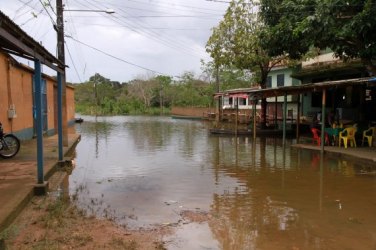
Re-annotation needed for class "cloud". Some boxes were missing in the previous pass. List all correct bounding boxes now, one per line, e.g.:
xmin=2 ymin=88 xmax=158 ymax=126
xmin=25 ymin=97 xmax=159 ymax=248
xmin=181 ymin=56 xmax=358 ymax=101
xmin=2 ymin=0 xmax=228 ymax=83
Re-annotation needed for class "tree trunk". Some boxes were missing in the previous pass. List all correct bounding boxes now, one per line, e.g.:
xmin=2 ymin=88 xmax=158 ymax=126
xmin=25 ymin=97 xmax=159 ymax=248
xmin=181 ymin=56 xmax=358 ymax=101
xmin=259 ymin=65 xmax=269 ymax=129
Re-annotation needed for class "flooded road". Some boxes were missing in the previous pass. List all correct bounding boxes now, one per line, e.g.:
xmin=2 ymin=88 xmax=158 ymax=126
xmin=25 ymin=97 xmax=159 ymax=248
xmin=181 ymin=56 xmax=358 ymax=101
xmin=70 ymin=116 xmax=376 ymax=249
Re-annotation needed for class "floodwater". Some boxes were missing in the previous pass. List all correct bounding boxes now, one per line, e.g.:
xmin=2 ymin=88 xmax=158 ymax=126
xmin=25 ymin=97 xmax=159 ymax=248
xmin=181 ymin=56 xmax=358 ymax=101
xmin=70 ymin=115 xmax=376 ymax=250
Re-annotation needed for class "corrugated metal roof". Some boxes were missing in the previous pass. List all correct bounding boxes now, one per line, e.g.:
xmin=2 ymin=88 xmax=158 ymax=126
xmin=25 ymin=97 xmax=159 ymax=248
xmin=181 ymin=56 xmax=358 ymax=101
xmin=0 ymin=10 xmax=64 ymax=72
xmin=217 ymin=77 xmax=376 ymax=99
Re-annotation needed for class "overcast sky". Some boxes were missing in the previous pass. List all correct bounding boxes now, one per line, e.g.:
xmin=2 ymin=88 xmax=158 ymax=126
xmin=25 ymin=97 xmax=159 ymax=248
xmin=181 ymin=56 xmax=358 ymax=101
xmin=1 ymin=0 xmax=229 ymax=83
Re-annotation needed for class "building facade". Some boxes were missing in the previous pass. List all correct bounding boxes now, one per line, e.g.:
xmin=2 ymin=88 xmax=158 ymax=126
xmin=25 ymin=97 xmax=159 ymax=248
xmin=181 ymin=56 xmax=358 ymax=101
xmin=0 ymin=51 xmax=75 ymax=140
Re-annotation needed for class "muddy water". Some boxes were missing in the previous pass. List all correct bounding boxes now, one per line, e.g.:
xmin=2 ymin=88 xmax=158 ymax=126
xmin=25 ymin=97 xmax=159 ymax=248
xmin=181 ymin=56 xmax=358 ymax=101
xmin=70 ymin=116 xmax=376 ymax=250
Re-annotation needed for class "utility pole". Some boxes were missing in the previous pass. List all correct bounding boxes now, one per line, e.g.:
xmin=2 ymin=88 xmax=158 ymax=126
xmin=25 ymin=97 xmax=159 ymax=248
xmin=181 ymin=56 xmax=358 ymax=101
xmin=56 ymin=0 xmax=68 ymax=146
xmin=215 ymin=65 xmax=220 ymax=122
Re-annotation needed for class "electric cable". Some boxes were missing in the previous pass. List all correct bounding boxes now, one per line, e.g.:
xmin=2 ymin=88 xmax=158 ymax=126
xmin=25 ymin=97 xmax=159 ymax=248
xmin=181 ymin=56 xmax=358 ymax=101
xmin=67 ymin=36 xmax=172 ymax=77
xmin=65 ymin=41 xmax=83 ymax=83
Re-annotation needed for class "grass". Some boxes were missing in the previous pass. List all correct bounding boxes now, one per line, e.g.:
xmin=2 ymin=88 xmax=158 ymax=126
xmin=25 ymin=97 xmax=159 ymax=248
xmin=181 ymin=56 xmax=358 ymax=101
xmin=109 ymin=237 xmax=138 ymax=250
xmin=0 ymin=225 xmax=18 ymax=240
xmin=4 ymin=178 xmax=168 ymax=250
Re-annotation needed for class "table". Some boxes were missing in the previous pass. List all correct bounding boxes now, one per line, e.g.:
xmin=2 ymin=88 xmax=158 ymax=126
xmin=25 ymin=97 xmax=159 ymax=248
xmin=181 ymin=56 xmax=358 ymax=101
xmin=325 ymin=127 xmax=344 ymax=146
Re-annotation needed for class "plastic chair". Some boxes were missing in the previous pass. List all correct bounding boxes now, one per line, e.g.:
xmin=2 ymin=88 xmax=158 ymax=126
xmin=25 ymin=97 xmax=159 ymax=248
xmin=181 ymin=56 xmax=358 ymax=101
xmin=339 ymin=127 xmax=357 ymax=148
xmin=362 ymin=127 xmax=376 ymax=147
xmin=311 ymin=128 xmax=329 ymax=146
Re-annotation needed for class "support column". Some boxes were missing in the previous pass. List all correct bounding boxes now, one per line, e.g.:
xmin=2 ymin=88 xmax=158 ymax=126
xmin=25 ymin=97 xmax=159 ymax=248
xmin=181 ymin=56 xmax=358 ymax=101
xmin=235 ymin=98 xmax=238 ymax=136
xmin=34 ymin=60 xmax=44 ymax=184
xmin=215 ymin=66 xmax=220 ymax=122
xmin=320 ymin=89 xmax=327 ymax=153
xmin=283 ymin=93 xmax=287 ymax=145
xmin=296 ymin=95 xmax=301 ymax=143
xmin=34 ymin=60 xmax=48 ymax=195
xmin=274 ymin=96 xmax=278 ymax=128
xmin=253 ymin=98 xmax=257 ymax=140
xmin=57 ymin=72 xmax=63 ymax=161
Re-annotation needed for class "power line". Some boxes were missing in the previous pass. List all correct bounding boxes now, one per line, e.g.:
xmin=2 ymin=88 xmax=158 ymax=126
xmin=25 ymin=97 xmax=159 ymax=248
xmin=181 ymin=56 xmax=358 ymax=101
xmin=38 ymin=0 xmax=56 ymax=26
xmin=68 ymin=14 xmax=222 ymax=20
xmin=205 ymin=0 xmax=231 ymax=3
xmin=71 ymin=22 xmax=209 ymax=30
xmin=45 ymin=0 xmax=56 ymax=16
xmin=64 ymin=0 xmax=89 ymax=82
xmin=92 ymin=0 xmax=225 ymax=15
xmin=13 ymin=0 xmax=36 ymax=20
xmin=65 ymin=42 xmax=83 ymax=83
xmin=67 ymin=36 xmax=171 ymax=77
xmin=76 ymin=0 xmax=206 ymax=58
xmin=20 ymin=8 xmax=43 ymax=26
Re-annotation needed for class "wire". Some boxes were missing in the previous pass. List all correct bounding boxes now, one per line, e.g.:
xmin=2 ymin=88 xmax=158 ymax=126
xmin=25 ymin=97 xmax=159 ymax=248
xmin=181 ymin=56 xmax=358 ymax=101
xmin=13 ymin=0 xmax=35 ymax=20
xmin=67 ymin=36 xmax=171 ymax=76
xmin=205 ymin=0 xmax=231 ymax=3
xmin=71 ymin=22 xmax=208 ymax=30
xmin=65 ymin=0 xmax=88 ymax=81
xmin=65 ymin=42 xmax=83 ymax=83
xmin=76 ymin=0 xmax=206 ymax=58
xmin=45 ymin=0 xmax=56 ymax=16
xmin=68 ymin=14 xmax=222 ymax=20
xmin=38 ymin=0 xmax=56 ymax=26
xmin=92 ymin=0 xmax=225 ymax=15
xmin=20 ymin=8 xmax=43 ymax=26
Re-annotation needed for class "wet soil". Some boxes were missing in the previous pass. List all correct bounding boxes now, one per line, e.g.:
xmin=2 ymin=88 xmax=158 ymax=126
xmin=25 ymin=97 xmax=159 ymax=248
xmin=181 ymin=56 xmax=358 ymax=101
xmin=2 ymin=170 xmax=172 ymax=250
xmin=3 ymin=170 xmax=213 ymax=250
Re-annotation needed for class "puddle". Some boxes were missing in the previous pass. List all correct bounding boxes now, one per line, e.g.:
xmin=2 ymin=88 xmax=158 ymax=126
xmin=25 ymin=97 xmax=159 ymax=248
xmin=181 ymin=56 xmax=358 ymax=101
xmin=165 ymin=223 xmax=220 ymax=250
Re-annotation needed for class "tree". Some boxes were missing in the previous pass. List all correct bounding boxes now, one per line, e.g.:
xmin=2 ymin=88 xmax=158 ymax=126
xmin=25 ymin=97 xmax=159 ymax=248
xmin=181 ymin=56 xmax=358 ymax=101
xmin=154 ymin=75 xmax=172 ymax=113
xmin=206 ymin=0 xmax=284 ymax=127
xmin=200 ymin=60 xmax=252 ymax=91
xmin=127 ymin=78 xmax=156 ymax=108
xmin=260 ymin=0 xmax=376 ymax=75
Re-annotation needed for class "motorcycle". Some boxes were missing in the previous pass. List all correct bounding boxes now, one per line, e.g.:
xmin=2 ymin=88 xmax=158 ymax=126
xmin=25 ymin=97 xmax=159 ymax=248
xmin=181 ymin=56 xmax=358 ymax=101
xmin=0 ymin=122 xmax=20 ymax=159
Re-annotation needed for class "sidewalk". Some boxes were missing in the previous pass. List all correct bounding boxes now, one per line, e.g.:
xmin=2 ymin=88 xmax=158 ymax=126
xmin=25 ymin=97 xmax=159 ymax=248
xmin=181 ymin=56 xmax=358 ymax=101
xmin=0 ymin=132 xmax=81 ymax=233
xmin=293 ymin=143 xmax=376 ymax=164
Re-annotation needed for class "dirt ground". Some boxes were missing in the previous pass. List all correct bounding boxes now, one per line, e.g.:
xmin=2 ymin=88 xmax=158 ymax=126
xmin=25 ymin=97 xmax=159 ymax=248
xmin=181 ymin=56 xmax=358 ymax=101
xmin=1 ymin=170 xmax=212 ymax=250
xmin=3 ymin=196 xmax=172 ymax=250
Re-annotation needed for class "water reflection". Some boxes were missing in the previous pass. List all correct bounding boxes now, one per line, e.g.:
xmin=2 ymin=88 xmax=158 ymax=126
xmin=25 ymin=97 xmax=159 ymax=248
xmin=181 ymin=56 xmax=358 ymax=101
xmin=71 ymin=116 xmax=376 ymax=249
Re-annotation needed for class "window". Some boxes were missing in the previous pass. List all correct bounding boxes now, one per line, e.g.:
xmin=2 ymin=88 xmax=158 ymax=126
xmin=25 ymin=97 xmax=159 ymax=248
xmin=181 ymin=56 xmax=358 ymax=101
xmin=277 ymin=74 xmax=284 ymax=87
xmin=239 ymin=98 xmax=247 ymax=105
xmin=266 ymin=76 xmax=272 ymax=88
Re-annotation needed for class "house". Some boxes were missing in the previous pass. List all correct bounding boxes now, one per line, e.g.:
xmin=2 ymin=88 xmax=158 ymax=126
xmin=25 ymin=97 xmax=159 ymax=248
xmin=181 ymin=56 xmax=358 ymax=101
xmin=216 ymin=65 xmax=300 ymax=125
xmin=0 ymin=51 xmax=75 ymax=140
xmin=265 ymin=64 xmax=301 ymax=125
xmin=214 ymin=49 xmax=376 ymax=130
xmin=292 ymin=51 xmax=374 ymax=125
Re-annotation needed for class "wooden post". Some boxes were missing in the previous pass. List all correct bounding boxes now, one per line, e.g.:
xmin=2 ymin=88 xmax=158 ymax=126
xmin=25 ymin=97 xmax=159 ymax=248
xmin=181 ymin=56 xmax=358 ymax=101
xmin=296 ymin=95 xmax=301 ymax=143
xmin=235 ymin=98 xmax=238 ymax=136
xmin=320 ymin=89 xmax=327 ymax=153
xmin=253 ymin=98 xmax=257 ymax=140
xmin=56 ymin=0 xmax=68 ymax=146
xmin=274 ymin=95 xmax=278 ymax=128
xmin=283 ymin=93 xmax=287 ymax=145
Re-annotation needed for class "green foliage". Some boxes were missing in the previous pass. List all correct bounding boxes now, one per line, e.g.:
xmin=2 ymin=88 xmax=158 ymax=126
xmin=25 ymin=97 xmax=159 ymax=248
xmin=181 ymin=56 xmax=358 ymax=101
xmin=74 ymin=73 xmax=215 ymax=115
xmin=206 ymin=0 xmax=278 ymax=87
xmin=200 ymin=60 xmax=252 ymax=91
xmin=259 ymin=0 xmax=376 ymax=75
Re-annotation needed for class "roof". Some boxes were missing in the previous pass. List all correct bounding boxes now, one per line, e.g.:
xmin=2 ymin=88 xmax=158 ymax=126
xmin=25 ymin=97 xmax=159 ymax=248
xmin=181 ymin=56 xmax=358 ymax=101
xmin=291 ymin=60 xmax=366 ymax=80
xmin=216 ymin=77 xmax=376 ymax=99
xmin=0 ymin=11 xmax=64 ymax=72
